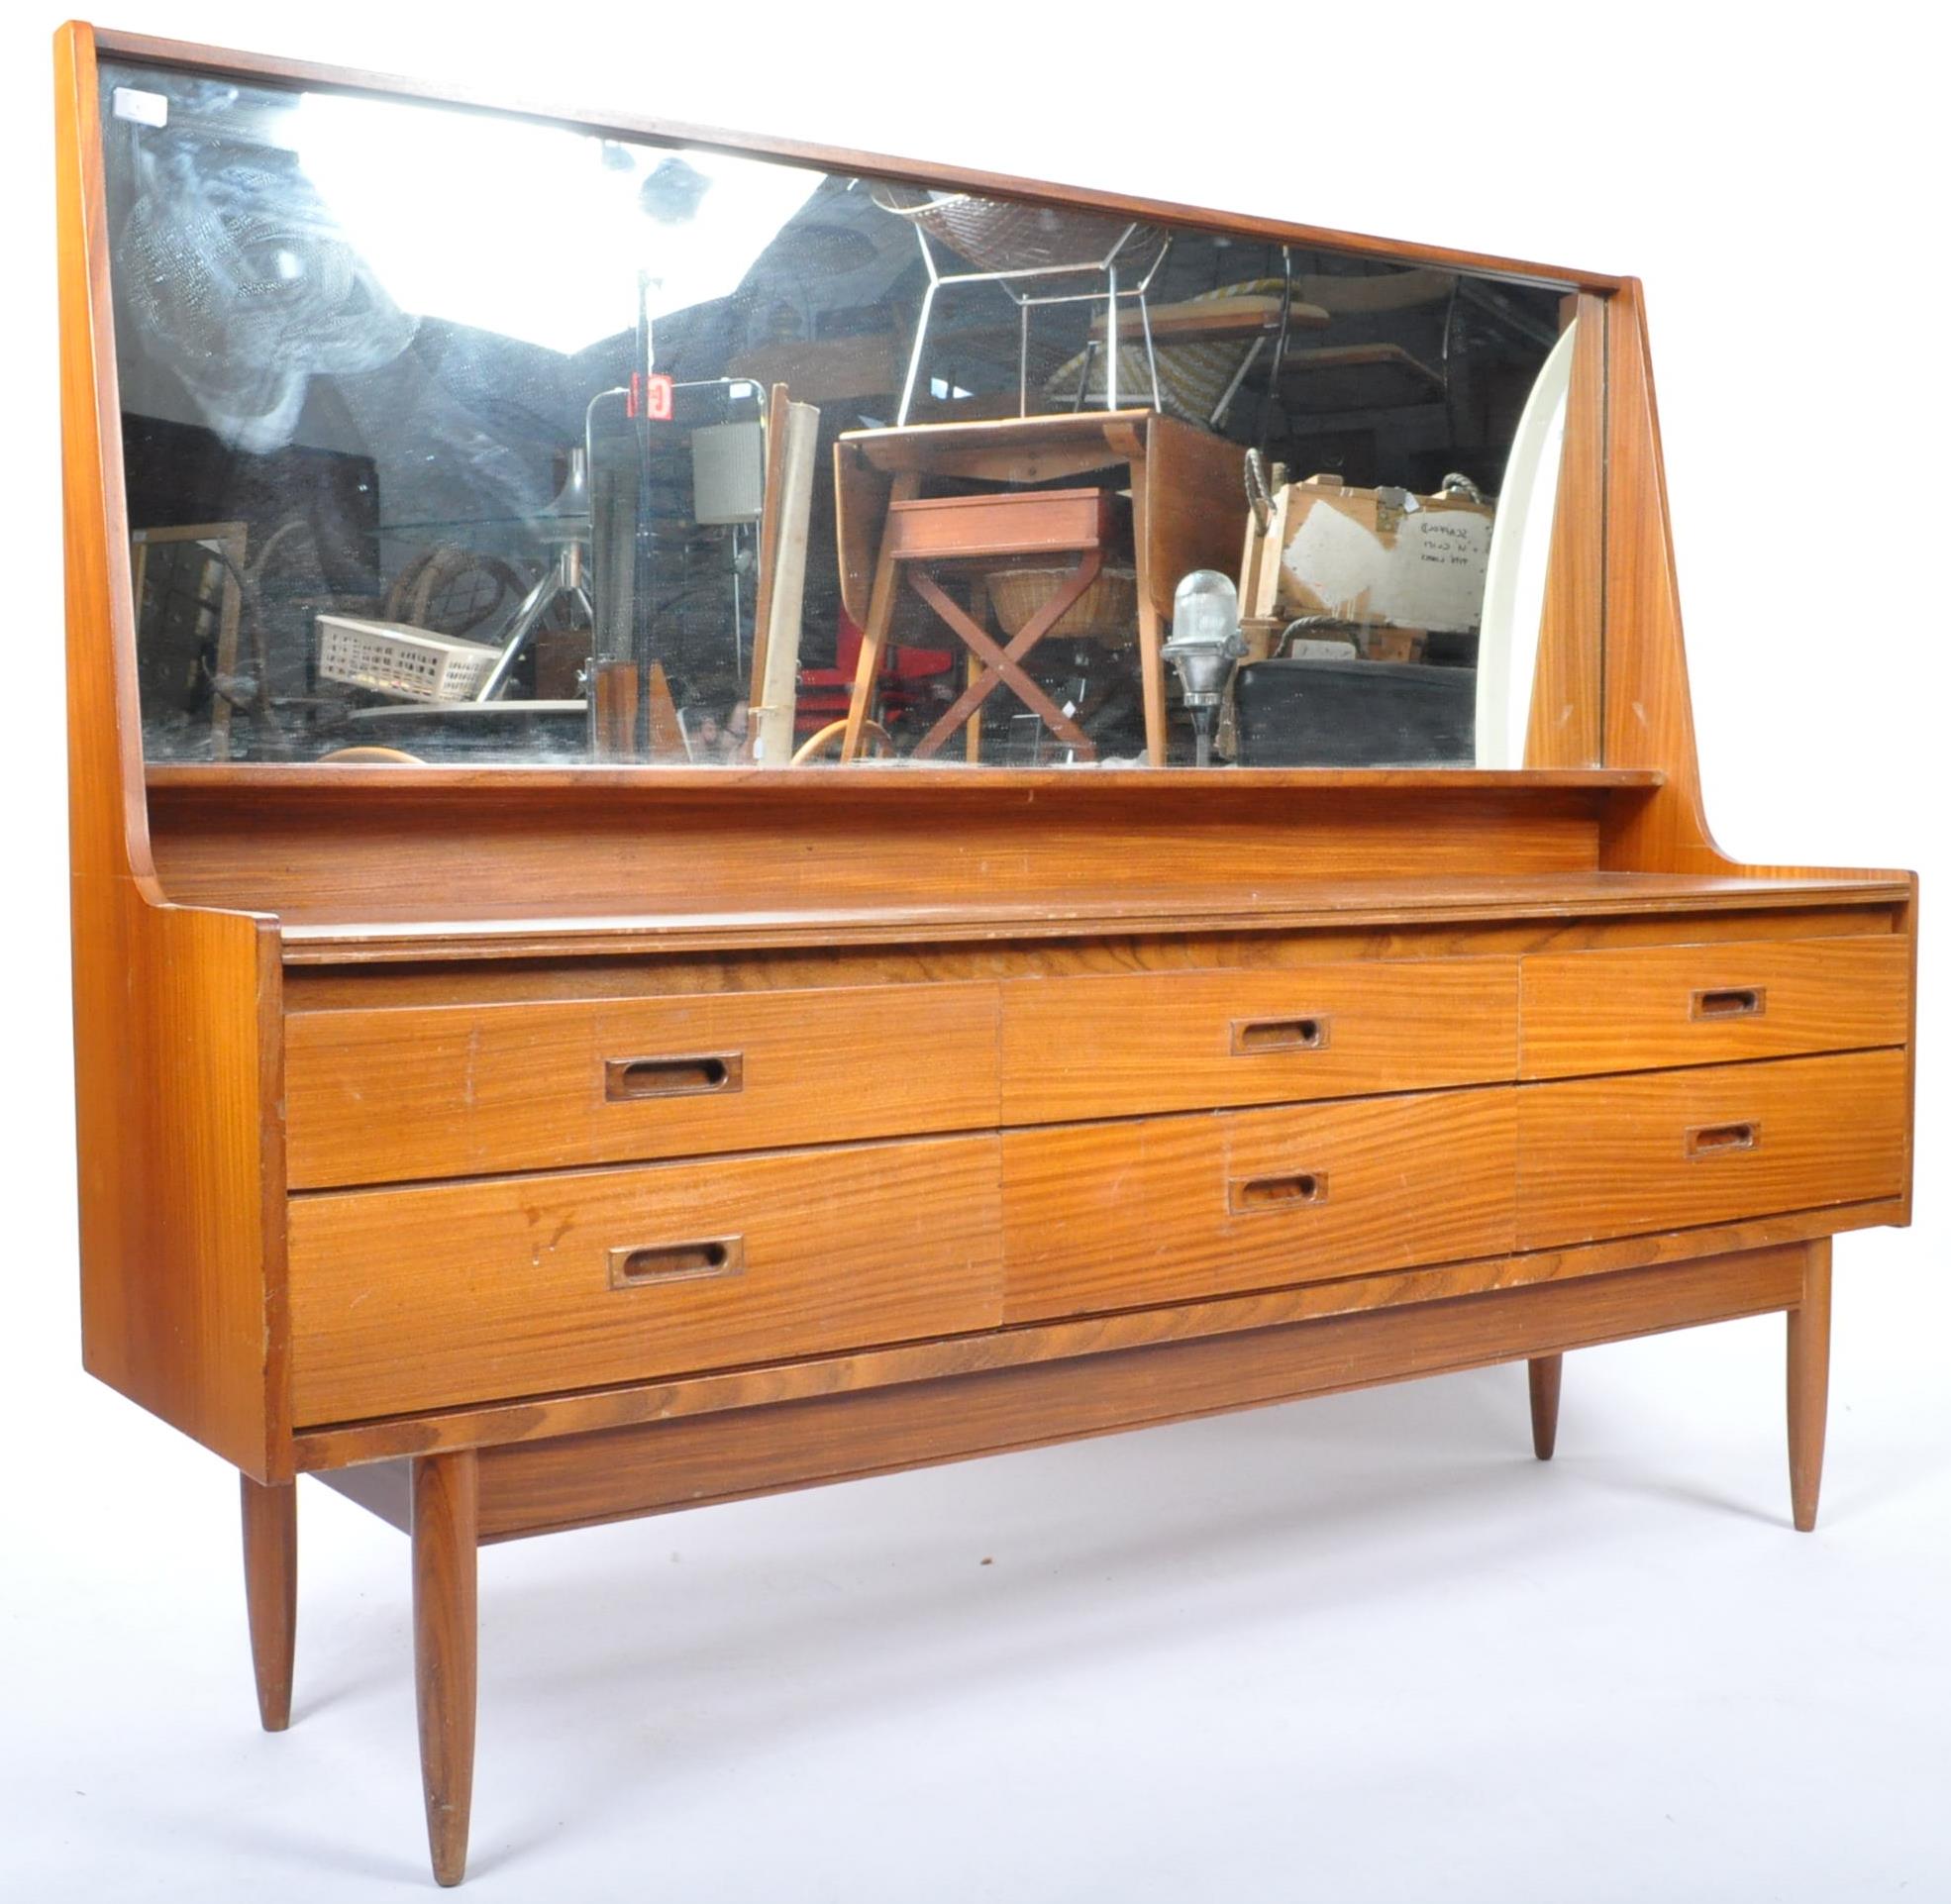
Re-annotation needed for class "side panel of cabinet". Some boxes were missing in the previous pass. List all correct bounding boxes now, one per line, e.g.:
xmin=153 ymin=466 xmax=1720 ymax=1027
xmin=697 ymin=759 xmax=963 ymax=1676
xmin=73 ymin=881 xmax=289 ymax=1477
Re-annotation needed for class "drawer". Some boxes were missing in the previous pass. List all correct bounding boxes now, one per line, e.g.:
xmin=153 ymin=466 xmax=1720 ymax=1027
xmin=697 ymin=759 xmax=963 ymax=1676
xmin=1000 ymin=959 xmax=1519 ymax=1124
xmin=1002 ymin=1088 xmax=1518 ymax=1322
xmin=1519 ymin=934 xmax=1909 ymax=1079
xmin=289 ymin=1134 xmax=1002 ymax=1422
xmin=284 ymin=981 xmax=1001 ymax=1187
xmin=1516 ymin=1050 xmax=1908 ymax=1250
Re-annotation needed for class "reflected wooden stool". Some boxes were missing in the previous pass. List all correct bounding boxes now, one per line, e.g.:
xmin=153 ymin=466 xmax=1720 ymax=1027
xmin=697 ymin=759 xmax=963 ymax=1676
xmin=841 ymin=487 xmax=1114 ymax=763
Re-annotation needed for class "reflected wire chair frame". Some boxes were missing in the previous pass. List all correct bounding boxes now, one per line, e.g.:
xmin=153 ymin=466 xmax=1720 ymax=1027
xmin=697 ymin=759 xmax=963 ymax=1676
xmin=472 ymin=375 xmax=769 ymax=715
xmin=884 ymin=204 xmax=1174 ymax=425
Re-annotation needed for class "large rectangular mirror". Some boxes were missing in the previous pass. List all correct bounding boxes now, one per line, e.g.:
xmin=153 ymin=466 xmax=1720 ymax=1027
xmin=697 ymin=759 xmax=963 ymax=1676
xmin=101 ymin=54 xmax=1587 ymax=771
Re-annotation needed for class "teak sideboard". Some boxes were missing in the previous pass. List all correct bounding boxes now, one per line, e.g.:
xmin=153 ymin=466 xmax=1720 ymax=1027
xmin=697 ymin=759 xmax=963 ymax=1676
xmin=57 ymin=22 xmax=1917 ymax=1887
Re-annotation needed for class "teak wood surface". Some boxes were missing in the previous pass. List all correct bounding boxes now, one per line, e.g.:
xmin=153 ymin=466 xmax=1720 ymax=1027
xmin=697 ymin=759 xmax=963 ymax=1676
xmin=283 ymin=978 xmax=1006 ymax=1187
xmin=56 ymin=20 xmax=1919 ymax=1889
xmin=288 ymin=1134 xmax=1006 ymax=1421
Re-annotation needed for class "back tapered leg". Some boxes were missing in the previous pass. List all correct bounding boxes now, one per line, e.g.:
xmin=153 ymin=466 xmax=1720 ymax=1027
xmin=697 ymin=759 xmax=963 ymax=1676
xmin=1527 ymin=1354 xmax=1563 ymax=1462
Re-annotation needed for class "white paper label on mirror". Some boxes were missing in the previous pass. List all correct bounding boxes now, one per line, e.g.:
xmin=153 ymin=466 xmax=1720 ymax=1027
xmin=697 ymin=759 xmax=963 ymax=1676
xmin=111 ymin=87 xmax=167 ymax=128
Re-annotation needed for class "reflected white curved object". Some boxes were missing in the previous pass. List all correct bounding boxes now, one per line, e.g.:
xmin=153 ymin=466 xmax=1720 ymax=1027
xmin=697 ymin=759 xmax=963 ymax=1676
xmin=1475 ymin=318 xmax=1578 ymax=768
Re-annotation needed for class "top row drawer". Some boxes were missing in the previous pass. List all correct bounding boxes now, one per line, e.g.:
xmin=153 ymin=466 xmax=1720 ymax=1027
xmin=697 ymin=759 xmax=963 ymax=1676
xmin=1518 ymin=934 xmax=1909 ymax=1076
xmin=283 ymin=934 xmax=1907 ymax=1188
xmin=283 ymin=981 xmax=1001 ymax=1190
xmin=284 ymin=959 xmax=1520 ymax=1188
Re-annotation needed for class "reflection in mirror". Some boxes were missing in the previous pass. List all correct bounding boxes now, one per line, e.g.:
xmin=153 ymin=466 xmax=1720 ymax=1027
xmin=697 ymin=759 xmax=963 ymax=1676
xmin=101 ymin=58 xmax=1580 ymax=771
xmin=1476 ymin=319 xmax=1578 ymax=768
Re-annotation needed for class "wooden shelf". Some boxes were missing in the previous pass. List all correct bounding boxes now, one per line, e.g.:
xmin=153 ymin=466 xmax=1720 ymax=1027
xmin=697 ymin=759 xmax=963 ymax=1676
xmin=147 ymin=763 xmax=1664 ymax=796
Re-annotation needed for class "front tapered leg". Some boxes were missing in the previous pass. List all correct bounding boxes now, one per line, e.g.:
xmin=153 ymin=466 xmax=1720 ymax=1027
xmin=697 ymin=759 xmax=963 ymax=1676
xmin=1527 ymin=1354 xmax=1564 ymax=1461
xmin=241 ymin=1475 xmax=296 ymax=1731
xmin=413 ymin=1450 xmax=478 ymax=1887
xmin=1788 ymin=1239 xmax=1833 ymax=1533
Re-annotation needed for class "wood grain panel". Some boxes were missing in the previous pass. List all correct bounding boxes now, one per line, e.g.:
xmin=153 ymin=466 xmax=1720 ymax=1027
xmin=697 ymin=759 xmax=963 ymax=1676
xmin=1517 ymin=1051 xmax=1908 ymax=1249
xmin=286 ymin=981 xmax=1000 ymax=1187
xmin=150 ymin=764 xmax=1657 ymax=795
xmin=289 ymin=1136 xmax=1002 ymax=1422
xmin=472 ymin=1246 xmax=1806 ymax=1541
xmin=1519 ymin=935 xmax=1910 ymax=1078
xmin=1001 ymin=958 xmax=1517 ymax=1122
xmin=274 ymin=901 xmax=1902 ymax=1013
xmin=57 ymin=20 xmax=148 ymax=887
xmin=265 ymin=873 xmax=1911 ymax=968
xmin=60 ymin=23 xmax=290 ymax=1480
xmin=147 ymin=778 xmax=1614 ymax=926
xmin=1003 ymin=1089 xmax=1517 ymax=1322
xmin=1595 ymin=280 xmax=1722 ymax=873
xmin=71 ymin=887 xmax=288 ymax=1477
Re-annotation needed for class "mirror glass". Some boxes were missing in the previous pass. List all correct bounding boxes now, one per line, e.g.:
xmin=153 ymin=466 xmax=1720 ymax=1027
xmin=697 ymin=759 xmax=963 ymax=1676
xmin=101 ymin=57 xmax=1581 ymax=771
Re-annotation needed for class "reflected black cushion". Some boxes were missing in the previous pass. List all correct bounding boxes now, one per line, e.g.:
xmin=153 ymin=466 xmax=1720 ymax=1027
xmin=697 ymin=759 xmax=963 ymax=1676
xmin=1233 ymin=657 xmax=1476 ymax=768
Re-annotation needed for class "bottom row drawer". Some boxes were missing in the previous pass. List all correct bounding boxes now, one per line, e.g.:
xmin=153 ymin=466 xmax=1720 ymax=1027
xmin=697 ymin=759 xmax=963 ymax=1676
xmin=1001 ymin=1088 xmax=1518 ymax=1323
xmin=288 ymin=1139 xmax=1004 ymax=1424
xmin=289 ymin=1050 xmax=1907 ymax=1425
xmin=1515 ymin=1047 xmax=1908 ymax=1249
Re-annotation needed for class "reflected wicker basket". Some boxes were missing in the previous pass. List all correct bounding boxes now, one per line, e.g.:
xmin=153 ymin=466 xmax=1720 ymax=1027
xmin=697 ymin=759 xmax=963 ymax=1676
xmin=986 ymin=564 xmax=1138 ymax=648
xmin=869 ymin=182 xmax=1169 ymax=276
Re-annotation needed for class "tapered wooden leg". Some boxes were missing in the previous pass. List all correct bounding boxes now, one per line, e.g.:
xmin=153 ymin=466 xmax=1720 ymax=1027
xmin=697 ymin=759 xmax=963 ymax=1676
xmin=413 ymin=1450 xmax=478 ymax=1888
xmin=241 ymin=1474 xmax=296 ymax=1732
xmin=1788 ymin=1238 xmax=1833 ymax=1533
xmin=1527 ymin=1353 xmax=1563 ymax=1461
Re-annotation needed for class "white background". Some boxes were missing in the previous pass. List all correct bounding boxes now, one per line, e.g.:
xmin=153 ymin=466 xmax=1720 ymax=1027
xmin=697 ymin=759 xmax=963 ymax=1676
xmin=2 ymin=4 xmax=1944 ymax=1898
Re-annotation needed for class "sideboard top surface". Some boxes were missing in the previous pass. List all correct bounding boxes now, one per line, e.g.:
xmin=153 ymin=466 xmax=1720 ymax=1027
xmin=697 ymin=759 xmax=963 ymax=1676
xmin=274 ymin=870 xmax=1911 ymax=965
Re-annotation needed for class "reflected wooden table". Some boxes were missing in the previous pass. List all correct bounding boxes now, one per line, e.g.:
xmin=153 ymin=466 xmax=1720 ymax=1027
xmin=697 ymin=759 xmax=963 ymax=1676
xmin=834 ymin=410 xmax=1246 ymax=764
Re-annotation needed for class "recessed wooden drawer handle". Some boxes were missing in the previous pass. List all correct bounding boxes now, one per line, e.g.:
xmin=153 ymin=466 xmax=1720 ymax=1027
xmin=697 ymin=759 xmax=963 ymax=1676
xmin=605 ymin=1052 xmax=745 ymax=1100
xmin=607 ymin=1236 xmax=747 ymax=1288
xmin=1229 ymin=1169 xmax=1329 ymax=1214
xmin=1692 ymin=986 xmax=1766 ymax=1021
xmin=1686 ymin=1120 xmax=1760 ymax=1159
xmin=1231 ymin=1014 xmax=1332 ymax=1055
